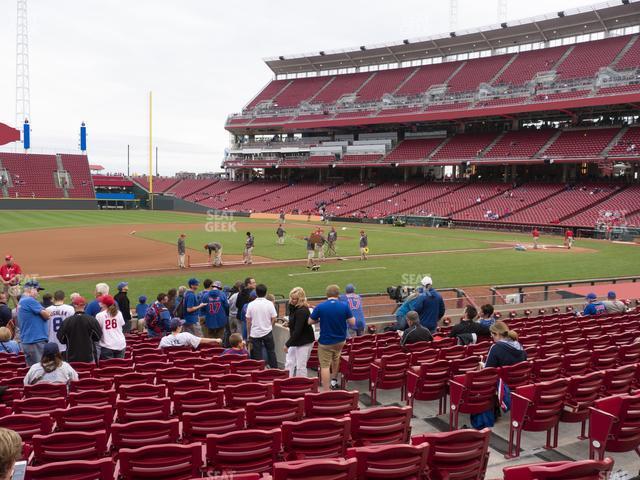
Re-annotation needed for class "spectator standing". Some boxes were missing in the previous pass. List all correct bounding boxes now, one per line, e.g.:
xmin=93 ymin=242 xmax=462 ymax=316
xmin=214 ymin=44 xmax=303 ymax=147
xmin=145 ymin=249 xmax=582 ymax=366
xmin=158 ymin=318 xmax=221 ymax=349
xmin=285 ymin=287 xmax=315 ymax=377
xmin=239 ymin=291 xmax=257 ymax=340
xmin=0 ymin=427 xmax=22 ymax=480
xmin=339 ymin=284 xmax=366 ymax=337
xmin=135 ymin=295 xmax=149 ymax=331
xmin=400 ymin=311 xmax=433 ymax=346
xmin=412 ymin=276 xmax=446 ymax=333
xmin=184 ymin=278 xmax=206 ymax=337
xmin=243 ymin=232 xmax=255 ymax=265
xmin=144 ymin=293 xmax=171 ymax=337
xmin=23 ymin=343 xmax=78 ymax=386
xmin=18 ymin=280 xmax=50 ymax=366
xmin=228 ymin=281 xmax=243 ymax=332
xmin=0 ymin=293 xmax=12 ymax=328
xmin=235 ymin=277 xmax=256 ymax=323
xmin=0 ymin=327 xmax=20 ymax=355
xmin=166 ymin=288 xmax=178 ymax=315
xmin=449 ymin=305 xmax=490 ymax=344
xmin=56 ymin=296 xmax=102 ymax=363
xmin=85 ymin=283 xmax=110 ymax=317
xmin=603 ymin=291 xmax=627 ymax=314
xmin=113 ymin=282 xmax=131 ymax=333
xmin=478 ymin=304 xmax=497 ymax=328
xmin=45 ymin=291 xmax=74 ymax=356
xmin=177 ymin=233 xmax=187 ymax=269
xmin=246 ymin=284 xmax=278 ymax=368
xmin=309 ymin=284 xmax=355 ymax=391
xmin=0 ymin=255 xmax=22 ymax=307
xmin=582 ymin=292 xmax=606 ymax=316
xmin=96 ymin=295 xmax=126 ymax=360
xmin=201 ymin=280 xmax=229 ymax=340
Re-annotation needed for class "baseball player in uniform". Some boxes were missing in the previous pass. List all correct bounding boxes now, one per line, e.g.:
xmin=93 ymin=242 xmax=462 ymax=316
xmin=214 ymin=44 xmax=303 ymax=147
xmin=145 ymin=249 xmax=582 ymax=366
xmin=177 ymin=234 xmax=187 ymax=268
xmin=532 ymin=228 xmax=540 ymax=250
xmin=327 ymin=227 xmax=338 ymax=257
xmin=359 ymin=230 xmax=368 ymax=260
xmin=304 ymin=236 xmax=319 ymax=270
xmin=276 ymin=224 xmax=286 ymax=245
xmin=204 ymin=242 xmax=223 ymax=266
xmin=316 ymin=230 xmax=326 ymax=261
xmin=244 ymin=232 xmax=255 ymax=265
xmin=564 ymin=229 xmax=574 ymax=249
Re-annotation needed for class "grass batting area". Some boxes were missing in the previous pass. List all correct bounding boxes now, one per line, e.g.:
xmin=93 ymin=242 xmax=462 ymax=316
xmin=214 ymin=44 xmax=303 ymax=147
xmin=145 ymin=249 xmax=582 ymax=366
xmin=2 ymin=210 xmax=639 ymax=310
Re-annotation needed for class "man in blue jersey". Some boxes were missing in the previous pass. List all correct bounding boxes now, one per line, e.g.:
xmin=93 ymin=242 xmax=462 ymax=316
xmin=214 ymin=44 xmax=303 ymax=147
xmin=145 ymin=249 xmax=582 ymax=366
xmin=339 ymin=284 xmax=366 ymax=337
xmin=183 ymin=278 xmax=206 ymax=337
xmin=201 ymin=280 xmax=229 ymax=340
xmin=18 ymin=280 xmax=50 ymax=366
xmin=85 ymin=283 xmax=110 ymax=317
xmin=310 ymin=285 xmax=355 ymax=391
xmin=412 ymin=276 xmax=445 ymax=333
xmin=582 ymin=292 xmax=606 ymax=316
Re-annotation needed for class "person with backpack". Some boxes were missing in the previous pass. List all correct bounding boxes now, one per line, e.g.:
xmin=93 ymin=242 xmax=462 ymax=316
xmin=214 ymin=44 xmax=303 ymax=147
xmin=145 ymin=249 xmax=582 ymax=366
xmin=145 ymin=293 xmax=171 ymax=338
xmin=412 ymin=276 xmax=445 ymax=333
xmin=393 ymin=287 xmax=424 ymax=330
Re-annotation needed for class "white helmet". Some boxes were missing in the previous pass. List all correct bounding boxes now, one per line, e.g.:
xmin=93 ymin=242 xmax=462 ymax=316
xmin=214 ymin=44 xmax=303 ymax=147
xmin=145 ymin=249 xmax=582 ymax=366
xmin=421 ymin=276 xmax=433 ymax=287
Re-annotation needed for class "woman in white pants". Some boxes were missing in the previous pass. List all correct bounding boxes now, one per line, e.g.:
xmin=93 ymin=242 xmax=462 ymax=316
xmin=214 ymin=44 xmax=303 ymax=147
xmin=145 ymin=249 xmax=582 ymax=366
xmin=284 ymin=287 xmax=315 ymax=377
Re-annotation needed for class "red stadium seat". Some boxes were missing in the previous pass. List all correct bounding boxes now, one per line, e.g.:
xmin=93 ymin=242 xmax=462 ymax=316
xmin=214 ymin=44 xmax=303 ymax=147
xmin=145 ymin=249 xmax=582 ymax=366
xmin=437 ymin=345 xmax=467 ymax=361
xmin=508 ymin=379 xmax=569 ymax=458
xmin=246 ymin=398 xmax=304 ymax=429
xmin=115 ymin=397 xmax=171 ymax=423
xmin=25 ymin=458 xmax=114 ymax=480
xmin=211 ymin=353 xmax=249 ymax=364
xmin=561 ymin=371 xmax=604 ymax=439
xmin=0 ymin=414 xmax=53 ymax=442
xmin=561 ymin=351 xmax=591 ymax=377
xmin=282 ymin=417 xmax=350 ymax=460
xmin=369 ymin=352 xmax=411 ymax=404
xmin=347 ymin=442 xmax=430 ymax=479
xmin=118 ymin=383 xmax=166 ymax=400
xmin=272 ymin=458 xmax=358 ymax=480
xmin=589 ymin=346 xmax=618 ymax=371
xmin=110 ymin=419 xmax=180 ymax=451
xmin=194 ymin=363 xmax=229 ymax=380
xmin=118 ymin=443 xmax=203 ymax=480
xmin=250 ymin=368 xmax=289 ymax=383
xmin=94 ymin=365 xmax=135 ymax=379
xmin=449 ymin=368 xmax=499 ymax=430
xmin=113 ymin=372 xmax=155 ymax=390
xmin=182 ymin=409 xmax=245 ymax=442
xmin=52 ymin=405 xmax=113 ymax=432
xmin=69 ymin=378 xmax=111 ymax=393
xmin=99 ymin=357 xmax=132 ymax=368
xmin=600 ymin=364 xmax=636 ymax=397
xmin=408 ymin=348 xmax=439 ymax=366
xmin=165 ymin=378 xmax=210 ymax=397
xmin=531 ymin=356 xmax=563 ymax=382
xmin=449 ymin=356 xmax=482 ymax=377
xmin=23 ymin=383 xmax=67 ymax=399
xmin=14 ymin=397 xmax=67 ymax=415
xmin=67 ymin=362 xmax=96 ymax=375
xmin=304 ymin=390 xmax=359 ymax=418
xmin=172 ymin=389 xmax=225 ymax=416
xmin=273 ymin=377 xmax=318 ymax=399
xmin=31 ymin=430 xmax=108 ymax=464
xmin=412 ymin=428 xmax=491 ymax=480
xmin=349 ymin=406 xmax=412 ymax=446
xmin=617 ymin=341 xmax=640 ymax=366
xmin=223 ymin=382 xmax=273 ymax=408
xmin=339 ymin=347 xmax=376 ymax=388
xmin=68 ymin=389 xmax=117 ymax=407
xmin=230 ymin=359 xmax=265 ymax=374
xmin=503 ymin=458 xmax=614 ymax=480
xmin=499 ymin=362 xmax=532 ymax=390
xmin=155 ymin=367 xmax=194 ymax=384
xmin=589 ymin=391 xmax=640 ymax=460
xmin=405 ymin=360 xmax=450 ymax=414
xmin=205 ymin=429 xmax=281 ymax=475
xmin=210 ymin=373 xmax=251 ymax=390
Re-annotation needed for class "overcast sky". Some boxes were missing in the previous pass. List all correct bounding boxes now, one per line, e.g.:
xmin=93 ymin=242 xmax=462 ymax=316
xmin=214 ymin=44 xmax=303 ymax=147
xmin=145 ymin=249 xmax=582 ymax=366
xmin=0 ymin=0 xmax=599 ymax=174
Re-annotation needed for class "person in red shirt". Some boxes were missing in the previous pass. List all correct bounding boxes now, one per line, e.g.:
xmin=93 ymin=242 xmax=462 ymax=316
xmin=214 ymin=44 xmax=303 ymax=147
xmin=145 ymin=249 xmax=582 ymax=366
xmin=532 ymin=228 xmax=540 ymax=250
xmin=0 ymin=255 xmax=22 ymax=306
xmin=564 ymin=229 xmax=574 ymax=249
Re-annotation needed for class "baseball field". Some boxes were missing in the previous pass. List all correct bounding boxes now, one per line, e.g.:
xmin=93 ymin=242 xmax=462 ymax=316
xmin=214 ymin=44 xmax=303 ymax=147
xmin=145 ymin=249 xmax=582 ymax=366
xmin=2 ymin=210 xmax=639 ymax=304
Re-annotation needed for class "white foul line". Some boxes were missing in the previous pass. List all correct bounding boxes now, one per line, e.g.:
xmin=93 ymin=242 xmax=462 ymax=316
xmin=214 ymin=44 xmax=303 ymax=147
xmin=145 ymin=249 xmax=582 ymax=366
xmin=288 ymin=266 xmax=387 ymax=277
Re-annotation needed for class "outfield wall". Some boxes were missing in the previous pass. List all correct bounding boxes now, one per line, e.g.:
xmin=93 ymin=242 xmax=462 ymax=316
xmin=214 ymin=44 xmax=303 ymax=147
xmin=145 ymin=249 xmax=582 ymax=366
xmin=0 ymin=198 xmax=98 ymax=210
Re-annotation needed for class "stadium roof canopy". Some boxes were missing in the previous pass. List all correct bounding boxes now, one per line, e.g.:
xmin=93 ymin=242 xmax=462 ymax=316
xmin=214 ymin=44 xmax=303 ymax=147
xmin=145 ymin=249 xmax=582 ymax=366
xmin=264 ymin=0 xmax=640 ymax=76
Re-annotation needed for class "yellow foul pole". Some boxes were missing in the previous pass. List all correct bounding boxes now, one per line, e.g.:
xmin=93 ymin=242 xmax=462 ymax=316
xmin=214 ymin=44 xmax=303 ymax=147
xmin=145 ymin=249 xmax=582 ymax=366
xmin=149 ymin=91 xmax=153 ymax=210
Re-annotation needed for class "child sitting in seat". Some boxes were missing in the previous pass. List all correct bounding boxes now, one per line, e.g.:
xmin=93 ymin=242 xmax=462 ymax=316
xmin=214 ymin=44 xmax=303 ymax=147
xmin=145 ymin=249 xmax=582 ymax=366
xmin=222 ymin=333 xmax=249 ymax=356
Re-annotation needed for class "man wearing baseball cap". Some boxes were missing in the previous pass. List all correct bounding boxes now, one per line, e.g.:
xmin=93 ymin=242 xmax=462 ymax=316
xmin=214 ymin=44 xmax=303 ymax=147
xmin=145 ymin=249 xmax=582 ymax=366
xmin=114 ymin=281 xmax=131 ymax=333
xmin=201 ymin=280 xmax=229 ymax=340
xmin=177 ymin=234 xmax=187 ymax=269
xmin=339 ymin=284 xmax=366 ymax=337
xmin=183 ymin=278 xmax=206 ymax=337
xmin=18 ymin=280 xmax=50 ymax=366
xmin=0 ymin=255 xmax=22 ymax=307
xmin=412 ymin=276 xmax=446 ymax=333
xmin=603 ymin=291 xmax=627 ymax=314
xmin=582 ymin=293 xmax=606 ymax=316
xmin=56 ymin=295 xmax=102 ymax=363
xmin=158 ymin=318 xmax=221 ymax=349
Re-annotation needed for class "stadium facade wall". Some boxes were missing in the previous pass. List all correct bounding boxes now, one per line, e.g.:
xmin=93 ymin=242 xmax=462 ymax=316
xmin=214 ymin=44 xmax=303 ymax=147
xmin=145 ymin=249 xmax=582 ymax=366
xmin=150 ymin=195 xmax=253 ymax=217
xmin=0 ymin=198 xmax=98 ymax=210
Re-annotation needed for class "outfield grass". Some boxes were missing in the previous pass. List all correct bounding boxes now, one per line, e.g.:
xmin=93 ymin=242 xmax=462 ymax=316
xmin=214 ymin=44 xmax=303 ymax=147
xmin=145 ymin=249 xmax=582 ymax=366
xmin=3 ymin=210 xmax=639 ymax=300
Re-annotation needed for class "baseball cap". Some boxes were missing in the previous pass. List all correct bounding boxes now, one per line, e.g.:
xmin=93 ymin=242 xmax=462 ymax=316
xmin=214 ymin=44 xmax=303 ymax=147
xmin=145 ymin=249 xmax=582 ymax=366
xmin=188 ymin=278 xmax=199 ymax=287
xmin=72 ymin=296 xmax=87 ymax=306
xmin=24 ymin=280 xmax=44 ymax=291
xmin=213 ymin=281 xmax=223 ymax=289
xmin=421 ymin=276 xmax=433 ymax=287
xmin=138 ymin=295 xmax=147 ymax=304
xmin=586 ymin=292 xmax=597 ymax=300
xmin=43 ymin=342 xmax=60 ymax=357
xmin=117 ymin=282 xmax=128 ymax=291
xmin=249 ymin=290 xmax=258 ymax=299
xmin=345 ymin=284 xmax=355 ymax=294
xmin=98 ymin=295 xmax=115 ymax=307
xmin=169 ymin=318 xmax=185 ymax=331
xmin=607 ymin=291 xmax=616 ymax=299
xmin=4 ymin=255 xmax=13 ymax=261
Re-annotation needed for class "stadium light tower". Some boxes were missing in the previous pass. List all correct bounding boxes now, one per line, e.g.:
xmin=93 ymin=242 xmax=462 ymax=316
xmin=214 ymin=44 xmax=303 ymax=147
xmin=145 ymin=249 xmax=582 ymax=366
xmin=498 ymin=0 xmax=508 ymax=23
xmin=16 ymin=0 xmax=31 ymax=128
xmin=449 ymin=0 xmax=458 ymax=32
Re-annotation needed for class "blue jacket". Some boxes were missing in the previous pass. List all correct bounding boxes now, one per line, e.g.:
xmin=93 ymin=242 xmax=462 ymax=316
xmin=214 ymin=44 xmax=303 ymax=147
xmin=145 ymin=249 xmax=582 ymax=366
xmin=412 ymin=288 xmax=445 ymax=331
xmin=202 ymin=289 xmax=229 ymax=329
xmin=339 ymin=293 xmax=366 ymax=331
xmin=583 ymin=302 xmax=606 ymax=316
